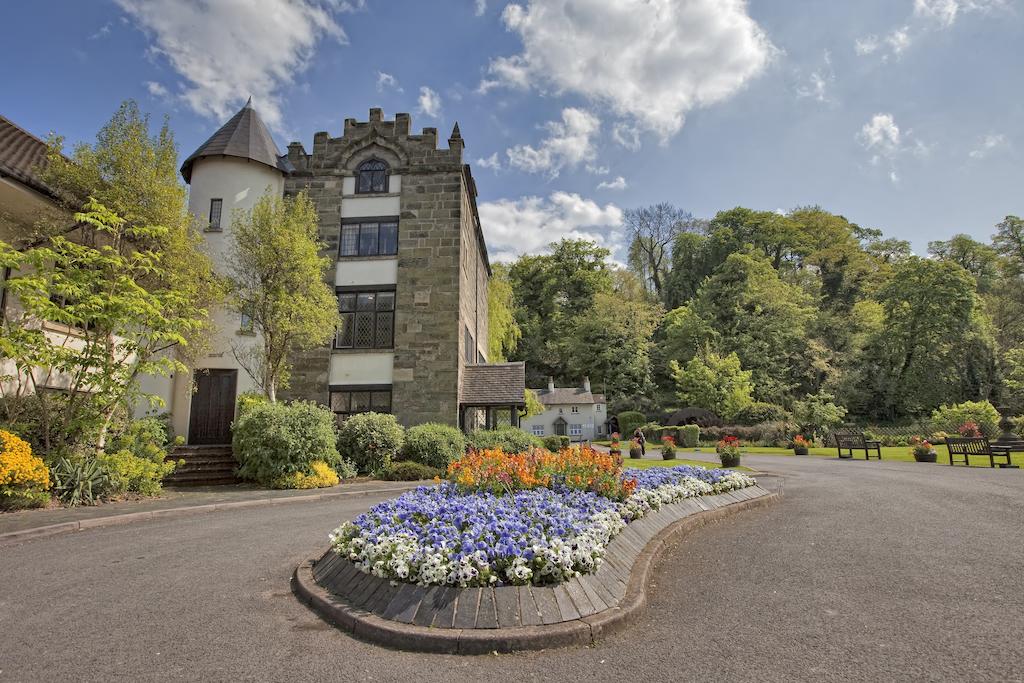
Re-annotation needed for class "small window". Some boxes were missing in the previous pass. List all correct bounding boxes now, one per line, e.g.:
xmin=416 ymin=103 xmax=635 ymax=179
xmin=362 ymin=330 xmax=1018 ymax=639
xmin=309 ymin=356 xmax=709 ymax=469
xmin=339 ymin=220 xmax=399 ymax=257
xmin=336 ymin=289 xmax=394 ymax=350
xmin=330 ymin=387 xmax=392 ymax=421
xmin=209 ymin=198 xmax=223 ymax=230
xmin=596 ymin=404 xmax=602 ymax=412
xmin=570 ymin=424 xmax=583 ymax=437
xmin=571 ymin=406 xmax=579 ymax=413
xmin=464 ymin=325 xmax=475 ymax=364
xmin=356 ymin=159 xmax=389 ymax=194
xmin=240 ymin=312 xmax=254 ymax=333
xmin=532 ymin=425 xmax=545 ymax=436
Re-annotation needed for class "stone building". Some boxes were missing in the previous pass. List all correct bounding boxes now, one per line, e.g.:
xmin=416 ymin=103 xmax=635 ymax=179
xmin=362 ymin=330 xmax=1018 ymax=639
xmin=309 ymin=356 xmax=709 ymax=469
xmin=519 ymin=377 xmax=608 ymax=442
xmin=171 ymin=103 xmax=523 ymax=442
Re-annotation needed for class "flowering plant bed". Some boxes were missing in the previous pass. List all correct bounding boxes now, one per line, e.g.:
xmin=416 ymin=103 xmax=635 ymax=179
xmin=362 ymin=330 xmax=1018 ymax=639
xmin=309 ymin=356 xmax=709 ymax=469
xmin=329 ymin=449 xmax=755 ymax=588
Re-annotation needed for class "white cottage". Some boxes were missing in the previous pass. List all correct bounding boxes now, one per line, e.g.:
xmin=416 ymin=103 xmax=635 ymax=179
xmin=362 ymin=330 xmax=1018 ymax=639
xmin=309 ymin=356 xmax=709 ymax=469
xmin=520 ymin=377 xmax=607 ymax=442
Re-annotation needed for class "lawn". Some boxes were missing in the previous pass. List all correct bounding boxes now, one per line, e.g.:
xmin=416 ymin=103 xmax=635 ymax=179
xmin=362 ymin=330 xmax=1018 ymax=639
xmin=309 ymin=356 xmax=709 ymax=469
xmin=623 ymin=457 xmax=754 ymax=472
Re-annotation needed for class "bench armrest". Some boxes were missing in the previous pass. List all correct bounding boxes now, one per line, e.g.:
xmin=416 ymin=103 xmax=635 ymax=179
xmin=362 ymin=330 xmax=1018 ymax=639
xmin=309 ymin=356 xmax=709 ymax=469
xmin=865 ymin=440 xmax=881 ymax=447
xmin=990 ymin=446 xmax=1011 ymax=456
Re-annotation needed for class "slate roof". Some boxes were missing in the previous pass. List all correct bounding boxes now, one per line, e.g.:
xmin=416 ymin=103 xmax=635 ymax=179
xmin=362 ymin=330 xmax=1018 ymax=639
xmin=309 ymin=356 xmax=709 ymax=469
xmin=461 ymin=362 xmax=526 ymax=405
xmin=180 ymin=98 xmax=294 ymax=183
xmin=534 ymin=387 xmax=606 ymax=406
xmin=0 ymin=114 xmax=62 ymax=198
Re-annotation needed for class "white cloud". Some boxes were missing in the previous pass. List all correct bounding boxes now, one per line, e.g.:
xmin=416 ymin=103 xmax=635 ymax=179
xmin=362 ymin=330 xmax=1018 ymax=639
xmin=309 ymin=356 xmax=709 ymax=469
xmin=858 ymin=113 xmax=928 ymax=184
xmin=475 ymin=0 xmax=487 ymax=16
xmin=145 ymin=80 xmax=169 ymax=98
xmin=478 ymin=191 xmax=623 ymax=261
xmin=417 ymin=86 xmax=442 ymax=118
xmin=116 ymin=0 xmax=352 ymax=134
xmin=481 ymin=0 xmax=776 ymax=142
xmin=796 ymin=50 xmax=835 ymax=102
xmin=914 ymin=0 xmax=1007 ymax=26
xmin=611 ymin=122 xmax=641 ymax=151
xmin=477 ymin=152 xmax=501 ymax=170
xmin=854 ymin=26 xmax=912 ymax=60
xmin=969 ymin=133 xmax=1008 ymax=159
xmin=506 ymin=107 xmax=601 ymax=176
xmin=376 ymin=71 xmax=402 ymax=93
xmin=89 ymin=22 xmax=112 ymax=40
xmin=597 ymin=176 xmax=627 ymax=190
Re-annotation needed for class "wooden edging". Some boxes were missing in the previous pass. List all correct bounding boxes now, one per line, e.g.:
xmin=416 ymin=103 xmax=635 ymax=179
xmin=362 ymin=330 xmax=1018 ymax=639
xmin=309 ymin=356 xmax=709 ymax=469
xmin=291 ymin=485 xmax=782 ymax=654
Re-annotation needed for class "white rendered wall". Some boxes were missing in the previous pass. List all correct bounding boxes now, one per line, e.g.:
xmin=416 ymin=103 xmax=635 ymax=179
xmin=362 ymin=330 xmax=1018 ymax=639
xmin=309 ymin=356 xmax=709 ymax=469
xmin=519 ymin=403 xmax=607 ymax=442
xmin=335 ymin=259 xmax=398 ymax=287
xmin=329 ymin=353 xmax=395 ymax=385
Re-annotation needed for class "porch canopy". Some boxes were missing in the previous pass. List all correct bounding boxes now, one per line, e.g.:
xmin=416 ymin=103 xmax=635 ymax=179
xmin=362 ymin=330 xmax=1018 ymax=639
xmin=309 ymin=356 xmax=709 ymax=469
xmin=459 ymin=362 xmax=526 ymax=432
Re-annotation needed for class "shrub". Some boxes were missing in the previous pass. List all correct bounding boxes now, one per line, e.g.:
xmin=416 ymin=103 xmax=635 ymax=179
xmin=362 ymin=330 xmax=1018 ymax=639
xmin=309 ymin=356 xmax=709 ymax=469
xmin=467 ymin=427 xmax=541 ymax=454
xmin=402 ymin=423 xmax=466 ymax=470
xmin=337 ymin=411 xmax=404 ymax=474
xmin=51 ymin=457 xmax=110 ymax=506
xmin=559 ymin=435 xmax=570 ymax=448
xmin=271 ymin=460 xmax=340 ymax=489
xmin=107 ymin=416 xmax=175 ymax=460
xmin=236 ymin=391 xmax=269 ymax=419
xmin=380 ymin=460 xmax=443 ymax=481
xmin=661 ymin=436 xmax=676 ymax=460
xmin=617 ymin=411 xmax=646 ymax=438
xmin=930 ymin=401 xmax=1000 ymax=438
xmin=792 ymin=393 xmax=848 ymax=441
xmin=234 ymin=400 xmax=341 ymax=485
xmin=0 ymin=430 xmax=51 ymax=510
xmin=97 ymin=450 xmax=177 ymax=497
xmin=734 ymin=402 xmax=791 ymax=425
xmin=679 ymin=424 xmax=700 ymax=448
xmin=542 ymin=435 xmax=564 ymax=452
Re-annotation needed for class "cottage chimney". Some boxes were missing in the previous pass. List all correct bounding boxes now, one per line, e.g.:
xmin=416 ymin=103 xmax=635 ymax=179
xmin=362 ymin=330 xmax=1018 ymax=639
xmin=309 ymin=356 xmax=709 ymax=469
xmin=547 ymin=376 xmax=555 ymax=392
xmin=583 ymin=376 xmax=591 ymax=392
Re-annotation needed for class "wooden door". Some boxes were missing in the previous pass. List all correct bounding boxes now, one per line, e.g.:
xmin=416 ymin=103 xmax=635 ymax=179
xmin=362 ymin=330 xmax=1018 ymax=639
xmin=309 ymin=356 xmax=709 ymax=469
xmin=187 ymin=369 xmax=237 ymax=444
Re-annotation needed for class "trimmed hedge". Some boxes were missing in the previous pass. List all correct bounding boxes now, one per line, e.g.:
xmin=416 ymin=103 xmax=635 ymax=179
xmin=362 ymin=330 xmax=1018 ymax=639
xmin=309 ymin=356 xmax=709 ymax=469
xmin=233 ymin=400 xmax=341 ymax=486
xmin=379 ymin=460 xmax=443 ymax=481
xmin=542 ymin=435 xmax=564 ymax=451
xmin=337 ymin=412 xmax=404 ymax=475
xmin=617 ymin=411 xmax=646 ymax=438
xmin=467 ymin=427 xmax=542 ymax=454
xmin=401 ymin=423 xmax=466 ymax=470
xmin=679 ymin=424 xmax=700 ymax=448
xmin=734 ymin=402 xmax=791 ymax=425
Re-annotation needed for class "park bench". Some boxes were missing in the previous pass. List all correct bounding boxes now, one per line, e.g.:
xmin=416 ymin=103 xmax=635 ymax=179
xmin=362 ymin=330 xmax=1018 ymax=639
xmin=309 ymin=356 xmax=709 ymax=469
xmin=832 ymin=430 xmax=882 ymax=460
xmin=945 ymin=437 xmax=1017 ymax=468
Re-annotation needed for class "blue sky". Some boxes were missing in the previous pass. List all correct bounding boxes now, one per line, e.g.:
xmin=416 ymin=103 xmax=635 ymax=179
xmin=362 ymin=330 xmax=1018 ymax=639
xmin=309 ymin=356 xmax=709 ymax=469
xmin=2 ymin=0 xmax=1021 ymax=262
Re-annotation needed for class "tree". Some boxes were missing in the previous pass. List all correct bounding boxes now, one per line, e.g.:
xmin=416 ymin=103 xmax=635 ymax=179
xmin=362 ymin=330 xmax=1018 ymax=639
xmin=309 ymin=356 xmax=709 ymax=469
xmin=225 ymin=191 xmax=338 ymax=401
xmin=624 ymin=203 xmax=698 ymax=299
xmin=521 ymin=388 xmax=544 ymax=419
xmin=791 ymin=392 xmax=847 ymax=441
xmin=487 ymin=263 xmax=521 ymax=362
xmin=0 ymin=200 xmax=212 ymax=456
xmin=928 ymin=234 xmax=1001 ymax=294
xmin=669 ymin=351 xmax=754 ymax=421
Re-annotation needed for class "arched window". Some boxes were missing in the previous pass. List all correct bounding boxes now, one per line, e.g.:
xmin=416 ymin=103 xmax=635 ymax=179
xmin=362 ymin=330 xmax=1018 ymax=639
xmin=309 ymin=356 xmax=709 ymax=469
xmin=355 ymin=159 xmax=389 ymax=194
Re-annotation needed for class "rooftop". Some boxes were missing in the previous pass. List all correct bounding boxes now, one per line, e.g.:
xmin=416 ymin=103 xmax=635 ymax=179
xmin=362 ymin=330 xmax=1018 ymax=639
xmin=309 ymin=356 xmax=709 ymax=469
xmin=0 ymin=114 xmax=63 ymax=198
xmin=180 ymin=98 xmax=293 ymax=183
xmin=461 ymin=362 xmax=526 ymax=406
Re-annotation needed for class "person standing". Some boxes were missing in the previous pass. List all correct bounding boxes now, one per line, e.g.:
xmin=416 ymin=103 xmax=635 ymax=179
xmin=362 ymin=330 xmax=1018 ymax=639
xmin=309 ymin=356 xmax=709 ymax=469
xmin=633 ymin=427 xmax=647 ymax=457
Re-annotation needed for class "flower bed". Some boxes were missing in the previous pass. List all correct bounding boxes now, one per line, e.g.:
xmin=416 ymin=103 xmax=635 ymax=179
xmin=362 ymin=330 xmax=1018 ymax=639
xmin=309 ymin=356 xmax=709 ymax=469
xmin=329 ymin=460 xmax=755 ymax=588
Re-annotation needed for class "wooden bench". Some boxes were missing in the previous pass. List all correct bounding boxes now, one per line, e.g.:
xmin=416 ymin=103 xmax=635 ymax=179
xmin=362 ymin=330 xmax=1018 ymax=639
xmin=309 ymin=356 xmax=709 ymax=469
xmin=832 ymin=431 xmax=882 ymax=460
xmin=945 ymin=437 xmax=1016 ymax=468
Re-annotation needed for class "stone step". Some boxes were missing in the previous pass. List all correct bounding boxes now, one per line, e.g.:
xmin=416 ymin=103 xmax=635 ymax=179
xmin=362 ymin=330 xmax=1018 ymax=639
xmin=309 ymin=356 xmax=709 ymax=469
xmin=165 ymin=473 xmax=242 ymax=487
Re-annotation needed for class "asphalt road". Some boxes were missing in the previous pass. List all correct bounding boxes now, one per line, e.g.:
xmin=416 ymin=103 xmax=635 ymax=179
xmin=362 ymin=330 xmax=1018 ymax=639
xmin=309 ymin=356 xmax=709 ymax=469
xmin=2 ymin=456 xmax=1022 ymax=682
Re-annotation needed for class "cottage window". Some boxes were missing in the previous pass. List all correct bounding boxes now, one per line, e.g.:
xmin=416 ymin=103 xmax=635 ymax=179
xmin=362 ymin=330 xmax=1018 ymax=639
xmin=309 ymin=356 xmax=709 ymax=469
xmin=570 ymin=424 xmax=582 ymax=437
xmin=355 ymin=159 xmax=389 ymax=194
xmin=336 ymin=289 xmax=395 ymax=349
xmin=532 ymin=425 xmax=545 ymax=436
xmin=208 ymin=198 xmax=223 ymax=230
xmin=339 ymin=220 xmax=399 ymax=257
xmin=330 ymin=386 xmax=392 ymax=421
xmin=571 ymin=405 xmax=579 ymax=413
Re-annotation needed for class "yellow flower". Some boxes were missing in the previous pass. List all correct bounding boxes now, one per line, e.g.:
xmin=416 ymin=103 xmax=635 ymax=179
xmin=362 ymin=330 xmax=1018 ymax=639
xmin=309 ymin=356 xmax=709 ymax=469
xmin=0 ymin=430 xmax=50 ymax=491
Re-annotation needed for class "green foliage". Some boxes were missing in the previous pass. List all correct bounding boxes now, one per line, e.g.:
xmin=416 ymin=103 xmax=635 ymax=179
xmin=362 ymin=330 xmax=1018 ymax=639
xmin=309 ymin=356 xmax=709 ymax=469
xmin=679 ymin=424 xmax=700 ymax=448
xmin=236 ymin=391 xmax=269 ymax=418
xmin=106 ymin=416 xmax=176 ymax=462
xmin=616 ymin=411 xmax=647 ymax=438
xmin=929 ymin=401 xmax=1000 ymax=438
xmin=734 ymin=402 xmax=791 ymax=425
xmin=379 ymin=460 xmax=443 ymax=481
xmin=51 ymin=457 xmax=110 ymax=506
xmin=488 ymin=263 xmax=521 ymax=362
xmin=401 ymin=423 xmax=466 ymax=470
xmin=97 ymin=450 xmax=176 ymax=497
xmin=1001 ymin=347 xmax=1024 ymax=413
xmin=0 ymin=488 xmax=50 ymax=510
xmin=792 ymin=393 xmax=848 ymax=441
xmin=521 ymin=388 xmax=545 ymax=419
xmin=233 ymin=401 xmax=341 ymax=485
xmin=336 ymin=412 xmax=404 ymax=474
xmin=660 ymin=437 xmax=676 ymax=460
xmin=670 ymin=351 xmax=754 ymax=421
xmin=542 ymin=435 xmax=564 ymax=451
xmin=225 ymin=190 xmax=339 ymax=400
xmin=466 ymin=427 xmax=541 ymax=454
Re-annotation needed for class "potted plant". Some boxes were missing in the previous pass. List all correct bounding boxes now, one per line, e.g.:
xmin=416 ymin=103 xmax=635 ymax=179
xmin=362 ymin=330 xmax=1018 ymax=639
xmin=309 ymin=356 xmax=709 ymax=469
xmin=629 ymin=439 xmax=643 ymax=459
xmin=716 ymin=435 xmax=742 ymax=468
xmin=660 ymin=435 xmax=676 ymax=460
xmin=910 ymin=436 xmax=938 ymax=463
xmin=791 ymin=434 xmax=810 ymax=456
xmin=609 ymin=432 xmax=622 ymax=457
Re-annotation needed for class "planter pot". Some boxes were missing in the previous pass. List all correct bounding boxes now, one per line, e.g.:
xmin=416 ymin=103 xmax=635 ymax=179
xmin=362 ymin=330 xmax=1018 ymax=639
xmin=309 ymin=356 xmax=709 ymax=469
xmin=793 ymin=447 xmax=809 ymax=456
xmin=629 ymin=448 xmax=643 ymax=459
xmin=914 ymin=450 xmax=938 ymax=463
xmin=609 ymin=448 xmax=621 ymax=457
xmin=719 ymin=453 xmax=741 ymax=468
xmin=661 ymin=449 xmax=675 ymax=461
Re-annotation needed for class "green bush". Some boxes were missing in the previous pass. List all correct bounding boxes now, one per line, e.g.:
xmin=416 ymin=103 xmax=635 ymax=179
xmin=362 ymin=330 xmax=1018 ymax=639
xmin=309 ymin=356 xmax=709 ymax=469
xmin=337 ymin=411 xmax=404 ymax=474
xmin=97 ymin=450 xmax=177 ymax=497
xmin=379 ymin=460 xmax=442 ymax=481
xmin=106 ymin=416 xmax=177 ymax=461
xmin=542 ymin=435 xmax=564 ymax=451
xmin=930 ymin=401 xmax=1000 ymax=438
xmin=792 ymin=393 xmax=848 ymax=441
xmin=236 ymin=391 xmax=269 ymax=419
xmin=679 ymin=424 xmax=700 ymax=448
xmin=51 ymin=457 xmax=111 ymax=506
xmin=467 ymin=427 xmax=542 ymax=454
xmin=233 ymin=400 xmax=341 ymax=485
xmin=335 ymin=458 xmax=359 ymax=480
xmin=617 ymin=411 xmax=646 ymax=438
xmin=401 ymin=423 xmax=466 ymax=470
xmin=734 ymin=402 xmax=791 ymax=425
xmin=0 ymin=488 xmax=49 ymax=510
xmin=559 ymin=435 xmax=570 ymax=448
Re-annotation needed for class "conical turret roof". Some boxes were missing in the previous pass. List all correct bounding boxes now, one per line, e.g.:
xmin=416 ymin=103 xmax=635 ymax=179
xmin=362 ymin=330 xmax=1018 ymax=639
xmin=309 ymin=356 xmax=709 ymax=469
xmin=180 ymin=97 xmax=293 ymax=183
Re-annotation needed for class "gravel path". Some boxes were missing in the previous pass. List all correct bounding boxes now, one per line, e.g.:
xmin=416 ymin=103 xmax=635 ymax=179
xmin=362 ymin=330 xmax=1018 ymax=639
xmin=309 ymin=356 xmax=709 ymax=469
xmin=2 ymin=456 xmax=1021 ymax=681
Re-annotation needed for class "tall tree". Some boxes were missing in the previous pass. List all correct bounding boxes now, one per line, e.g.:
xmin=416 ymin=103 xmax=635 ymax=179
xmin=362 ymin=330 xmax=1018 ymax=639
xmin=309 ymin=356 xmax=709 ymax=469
xmin=928 ymin=234 xmax=1001 ymax=294
xmin=670 ymin=350 xmax=754 ymax=421
xmin=487 ymin=263 xmax=521 ymax=362
xmin=225 ymin=191 xmax=338 ymax=401
xmin=624 ymin=203 xmax=697 ymax=300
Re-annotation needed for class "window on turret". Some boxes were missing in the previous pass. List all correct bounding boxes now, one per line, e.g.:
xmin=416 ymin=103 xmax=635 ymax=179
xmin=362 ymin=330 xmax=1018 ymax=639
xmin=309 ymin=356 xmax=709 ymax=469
xmin=208 ymin=198 xmax=223 ymax=231
xmin=356 ymin=159 xmax=389 ymax=194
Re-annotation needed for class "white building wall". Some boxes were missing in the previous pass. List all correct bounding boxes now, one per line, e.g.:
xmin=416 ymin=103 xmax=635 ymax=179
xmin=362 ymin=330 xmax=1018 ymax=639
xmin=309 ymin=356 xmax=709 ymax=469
xmin=520 ymin=402 xmax=607 ymax=442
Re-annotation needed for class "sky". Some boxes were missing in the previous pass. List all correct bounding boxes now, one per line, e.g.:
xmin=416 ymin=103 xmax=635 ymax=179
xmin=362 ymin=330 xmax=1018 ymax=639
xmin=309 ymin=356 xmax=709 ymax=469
xmin=2 ymin=0 xmax=1021 ymax=264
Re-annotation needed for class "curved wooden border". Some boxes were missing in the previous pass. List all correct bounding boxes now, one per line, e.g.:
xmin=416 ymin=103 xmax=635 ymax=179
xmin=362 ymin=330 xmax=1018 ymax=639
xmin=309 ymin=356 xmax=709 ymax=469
xmin=292 ymin=484 xmax=781 ymax=653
